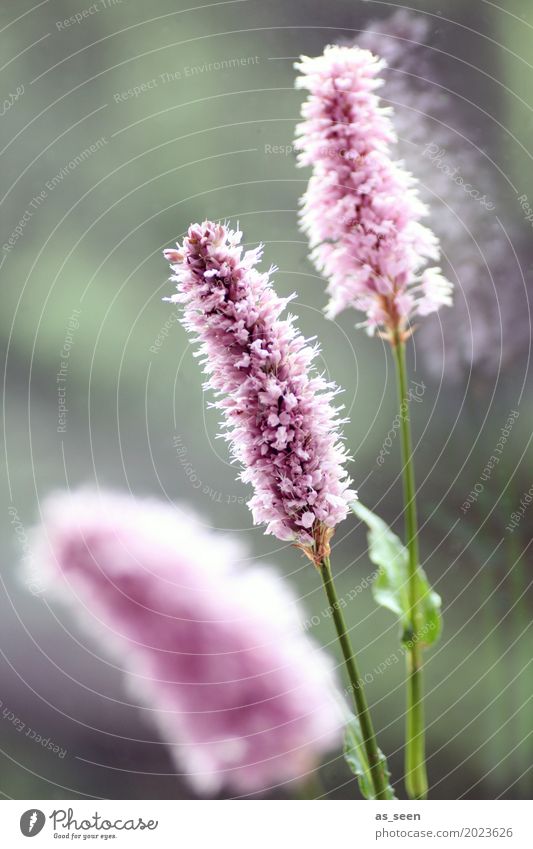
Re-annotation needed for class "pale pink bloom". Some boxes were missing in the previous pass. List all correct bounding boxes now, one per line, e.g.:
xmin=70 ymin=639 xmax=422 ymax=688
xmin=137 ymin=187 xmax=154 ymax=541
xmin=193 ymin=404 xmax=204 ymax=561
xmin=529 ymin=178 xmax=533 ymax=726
xmin=164 ymin=221 xmax=355 ymax=551
xmin=294 ymin=44 xmax=452 ymax=338
xmin=29 ymin=490 xmax=344 ymax=795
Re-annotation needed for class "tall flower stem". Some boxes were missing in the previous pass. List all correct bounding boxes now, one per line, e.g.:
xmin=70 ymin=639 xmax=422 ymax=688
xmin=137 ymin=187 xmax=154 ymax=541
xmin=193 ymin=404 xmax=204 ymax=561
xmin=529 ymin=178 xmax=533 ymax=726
xmin=392 ymin=338 xmax=428 ymax=800
xmin=319 ymin=555 xmax=390 ymax=800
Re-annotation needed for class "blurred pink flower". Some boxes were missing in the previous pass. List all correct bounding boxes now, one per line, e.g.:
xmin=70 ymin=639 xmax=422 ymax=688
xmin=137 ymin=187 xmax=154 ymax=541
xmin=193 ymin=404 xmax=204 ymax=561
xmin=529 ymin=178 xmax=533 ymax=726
xmin=164 ymin=221 xmax=354 ymax=553
xmin=294 ymin=45 xmax=452 ymax=339
xmin=30 ymin=489 xmax=343 ymax=795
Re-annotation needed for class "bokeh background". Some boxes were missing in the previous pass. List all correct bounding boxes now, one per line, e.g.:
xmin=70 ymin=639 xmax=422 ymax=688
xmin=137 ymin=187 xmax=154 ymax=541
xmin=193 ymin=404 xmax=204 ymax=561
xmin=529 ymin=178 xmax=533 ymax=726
xmin=1 ymin=0 xmax=532 ymax=800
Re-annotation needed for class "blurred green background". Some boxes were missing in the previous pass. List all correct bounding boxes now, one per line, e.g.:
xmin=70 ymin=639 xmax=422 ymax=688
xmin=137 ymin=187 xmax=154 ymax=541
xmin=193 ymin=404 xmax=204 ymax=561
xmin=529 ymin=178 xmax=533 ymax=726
xmin=0 ymin=0 xmax=531 ymax=800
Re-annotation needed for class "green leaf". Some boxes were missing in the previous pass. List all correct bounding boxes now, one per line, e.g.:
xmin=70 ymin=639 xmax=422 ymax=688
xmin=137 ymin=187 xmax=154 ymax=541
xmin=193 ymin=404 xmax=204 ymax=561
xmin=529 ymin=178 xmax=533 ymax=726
xmin=344 ymin=714 xmax=396 ymax=800
xmin=351 ymin=501 xmax=442 ymax=648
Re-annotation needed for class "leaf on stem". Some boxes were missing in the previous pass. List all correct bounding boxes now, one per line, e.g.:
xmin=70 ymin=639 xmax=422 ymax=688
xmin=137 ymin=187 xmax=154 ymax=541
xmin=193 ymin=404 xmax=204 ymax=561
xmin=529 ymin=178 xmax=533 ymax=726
xmin=351 ymin=501 xmax=442 ymax=648
xmin=344 ymin=713 xmax=396 ymax=799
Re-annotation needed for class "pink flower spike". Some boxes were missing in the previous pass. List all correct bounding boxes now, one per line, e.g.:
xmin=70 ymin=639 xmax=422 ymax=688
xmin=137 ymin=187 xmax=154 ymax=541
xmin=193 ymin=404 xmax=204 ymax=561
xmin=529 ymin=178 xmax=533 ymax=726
xmin=28 ymin=489 xmax=344 ymax=795
xmin=163 ymin=222 xmax=355 ymax=556
xmin=294 ymin=45 xmax=453 ymax=340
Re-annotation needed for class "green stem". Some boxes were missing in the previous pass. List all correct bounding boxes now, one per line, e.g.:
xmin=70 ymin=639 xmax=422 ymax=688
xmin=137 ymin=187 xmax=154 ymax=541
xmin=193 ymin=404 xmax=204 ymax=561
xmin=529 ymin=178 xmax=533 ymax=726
xmin=319 ymin=555 xmax=390 ymax=800
xmin=504 ymin=486 xmax=530 ymax=799
xmin=392 ymin=339 xmax=428 ymax=800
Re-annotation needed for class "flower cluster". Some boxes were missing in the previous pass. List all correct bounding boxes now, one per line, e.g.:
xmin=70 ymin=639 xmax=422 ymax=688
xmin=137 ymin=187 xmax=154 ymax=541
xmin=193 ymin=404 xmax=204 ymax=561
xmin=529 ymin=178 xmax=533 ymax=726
xmin=294 ymin=44 xmax=452 ymax=338
xmin=29 ymin=490 xmax=343 ymax=795
xmin=164 ymin=221 xmax=354 ymax=552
